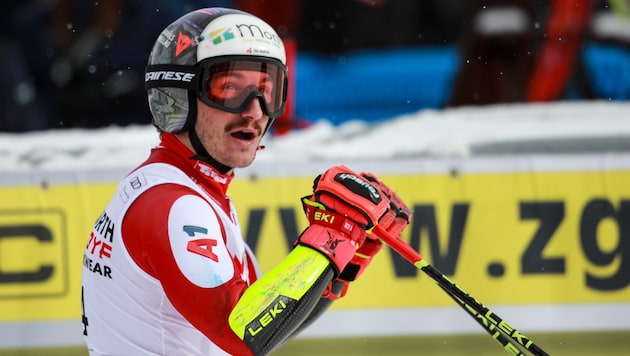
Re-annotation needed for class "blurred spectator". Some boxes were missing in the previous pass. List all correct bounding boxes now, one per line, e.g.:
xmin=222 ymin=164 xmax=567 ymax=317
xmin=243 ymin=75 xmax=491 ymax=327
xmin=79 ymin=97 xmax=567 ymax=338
xmin=0 ymin=2 xmax=53 ymax=132
xmin=47 ymin=0 xmax=182 ymax=128
xmin=550 ymin=0 xmax=630 ymax=101
xmin=49 ymin=0 xmax=236 ymax=128
xmin=582 ymin=1 xmax=630 ymax=100
xmin=0 ymin=0 xmax=234 ymax=132
xmin=449 ymin=0 xmax=540 ymax=106
xmin=526 ymin=0 xmax=597 ymax=102
xmin=297 ymin=0 xmax=465 ymax=54
xmin=0 ymin=37 xmax=49 ymax=132
xmin=449 ymin=0 xmax=616 ymax=106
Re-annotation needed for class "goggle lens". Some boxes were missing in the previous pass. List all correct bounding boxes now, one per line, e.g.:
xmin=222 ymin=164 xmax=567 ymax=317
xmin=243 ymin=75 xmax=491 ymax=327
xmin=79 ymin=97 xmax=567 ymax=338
xmin=199 ymin=59 xmax=287 ymax=119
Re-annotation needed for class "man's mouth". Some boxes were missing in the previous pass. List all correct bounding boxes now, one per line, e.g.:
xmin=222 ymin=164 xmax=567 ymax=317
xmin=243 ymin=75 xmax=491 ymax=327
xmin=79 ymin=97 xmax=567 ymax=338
xmin=230 ymin=129 xmax=256 ymax=141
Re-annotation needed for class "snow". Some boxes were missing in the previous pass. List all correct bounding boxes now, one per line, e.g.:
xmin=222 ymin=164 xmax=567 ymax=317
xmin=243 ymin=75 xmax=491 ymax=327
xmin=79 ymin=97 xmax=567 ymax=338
xmin=1 ymin=101 xmax=630 ymax=173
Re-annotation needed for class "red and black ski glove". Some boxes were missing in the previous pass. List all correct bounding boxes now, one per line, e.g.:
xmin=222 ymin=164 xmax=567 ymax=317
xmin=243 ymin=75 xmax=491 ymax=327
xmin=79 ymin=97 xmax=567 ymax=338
xmin=298 ymin=165 xmax=390 ymax=276
xmin=362 ymin=172 xmax=412 ymax=239
xmin=336 ymin=172 xmax=413 ymax=283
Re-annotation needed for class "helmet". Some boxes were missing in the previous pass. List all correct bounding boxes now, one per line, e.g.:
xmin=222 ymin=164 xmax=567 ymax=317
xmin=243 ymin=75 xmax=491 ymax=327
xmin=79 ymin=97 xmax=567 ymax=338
xmin=145 ymin=8 xmax=287 ymax=133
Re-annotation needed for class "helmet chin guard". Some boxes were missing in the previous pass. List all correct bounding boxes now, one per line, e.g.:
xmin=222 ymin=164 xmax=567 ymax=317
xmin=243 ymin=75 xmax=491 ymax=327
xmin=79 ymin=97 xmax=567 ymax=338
xmin=145 ymin=8 xmax=287 ymax=134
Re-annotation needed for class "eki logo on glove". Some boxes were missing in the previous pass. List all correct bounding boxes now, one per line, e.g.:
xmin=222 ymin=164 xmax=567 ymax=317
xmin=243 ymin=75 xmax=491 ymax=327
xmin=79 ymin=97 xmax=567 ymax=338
xmin=313 ymin=211 xmax=335 ymax=224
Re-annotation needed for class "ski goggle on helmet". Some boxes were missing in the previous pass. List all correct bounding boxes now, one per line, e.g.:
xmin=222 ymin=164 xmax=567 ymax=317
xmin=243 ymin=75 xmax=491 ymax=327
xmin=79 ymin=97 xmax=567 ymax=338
xmin=145 ymin=8 xmax=287 ymax=133
xmin=198 ymin=56 xmax=287 ymax=118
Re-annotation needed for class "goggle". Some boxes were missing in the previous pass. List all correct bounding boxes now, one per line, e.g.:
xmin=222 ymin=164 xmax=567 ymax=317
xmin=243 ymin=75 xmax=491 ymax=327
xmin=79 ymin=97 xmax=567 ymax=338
xmin=197 ymin=58 xmax=287 ymax=119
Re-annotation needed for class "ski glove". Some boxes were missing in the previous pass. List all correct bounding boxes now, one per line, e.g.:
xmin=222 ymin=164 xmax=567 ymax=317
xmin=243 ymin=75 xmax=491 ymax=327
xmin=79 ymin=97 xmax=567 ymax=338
xmin=337 ymin=173 xmax=412 ymax=282
xmin=361 ymin=172 xmax=412 ymax=239
xmin=298 ymin=165 xmax=390 ymax=275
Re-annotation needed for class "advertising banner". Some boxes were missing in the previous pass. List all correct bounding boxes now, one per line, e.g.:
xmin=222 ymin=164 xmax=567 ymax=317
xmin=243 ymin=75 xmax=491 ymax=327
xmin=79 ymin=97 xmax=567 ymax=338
xmin=1 ymin=155 xmax=629 ymax=345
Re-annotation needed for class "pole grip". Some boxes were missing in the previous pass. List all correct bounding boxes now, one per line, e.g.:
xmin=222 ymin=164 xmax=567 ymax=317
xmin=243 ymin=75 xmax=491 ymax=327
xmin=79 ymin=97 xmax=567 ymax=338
xmin=373 ymin=225 xmax=422 ymax=263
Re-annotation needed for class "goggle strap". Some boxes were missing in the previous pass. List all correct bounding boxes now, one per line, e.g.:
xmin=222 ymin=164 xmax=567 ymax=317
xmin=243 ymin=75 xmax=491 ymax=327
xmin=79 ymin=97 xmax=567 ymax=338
xmin=145 ymin=64 xmax=199 ymax=90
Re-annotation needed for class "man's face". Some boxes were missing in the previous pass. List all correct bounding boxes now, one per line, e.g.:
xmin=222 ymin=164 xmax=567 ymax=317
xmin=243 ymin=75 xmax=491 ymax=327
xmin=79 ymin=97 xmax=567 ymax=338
xmin=194 ymin=69 xmax=272 ymax=169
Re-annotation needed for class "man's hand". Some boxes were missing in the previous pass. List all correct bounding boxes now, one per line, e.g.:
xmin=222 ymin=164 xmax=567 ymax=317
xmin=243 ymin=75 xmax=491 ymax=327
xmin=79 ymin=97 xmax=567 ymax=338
xmin=361 ymin=172 xmax=412 ymax=239
xmin=337 ymin=238 xmax=383 ymax=283
xmin=336 ymin=173 xmax=412 ymax=283
xmin=298 ymin=165 xmax=390 ymax=275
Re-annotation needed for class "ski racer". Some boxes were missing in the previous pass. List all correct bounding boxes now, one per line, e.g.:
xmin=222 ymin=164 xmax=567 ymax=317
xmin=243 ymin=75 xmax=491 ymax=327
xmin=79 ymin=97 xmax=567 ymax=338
xmin=81 ymin=7 xmax=411 ymax=356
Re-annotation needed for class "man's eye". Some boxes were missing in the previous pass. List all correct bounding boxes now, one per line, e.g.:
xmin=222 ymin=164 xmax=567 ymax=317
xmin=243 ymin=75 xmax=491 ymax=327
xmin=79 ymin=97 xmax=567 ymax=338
xmin=259 ymin=85 xmax=273 ymax=94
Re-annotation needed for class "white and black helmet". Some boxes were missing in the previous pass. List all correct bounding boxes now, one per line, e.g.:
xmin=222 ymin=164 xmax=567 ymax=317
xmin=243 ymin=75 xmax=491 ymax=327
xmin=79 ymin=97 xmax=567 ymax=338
xmin=145 ymin=8 xmax=288 ymax=133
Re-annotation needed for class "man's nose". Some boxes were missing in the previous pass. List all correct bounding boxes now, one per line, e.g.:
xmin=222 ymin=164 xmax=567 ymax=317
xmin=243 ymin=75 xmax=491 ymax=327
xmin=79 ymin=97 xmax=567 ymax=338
xmin=241 ymin=95 xmax=266 ymax=121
